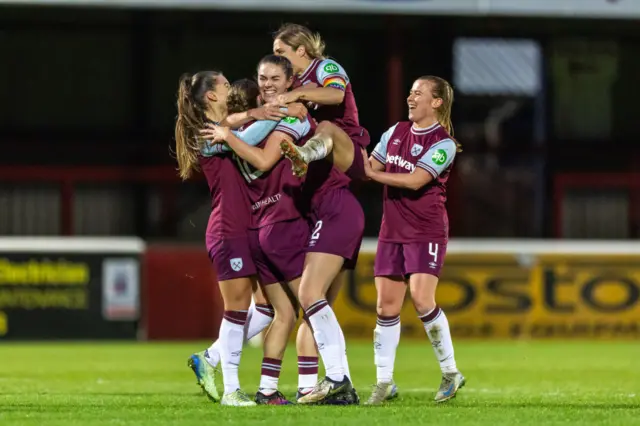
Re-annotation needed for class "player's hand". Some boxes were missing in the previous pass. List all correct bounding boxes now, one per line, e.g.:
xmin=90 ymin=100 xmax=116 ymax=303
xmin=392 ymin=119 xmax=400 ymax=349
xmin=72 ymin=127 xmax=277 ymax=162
xmin=361 ymin=148 xmax=374 ymax=179
xmin=275 ymin=91 xmax=300 ymax=106
xmin=200 ymin=123 xmax=229 ymax=143
xmin=286 ymin=102 xmax=308 ymax=121
xmin=249 ymin=104 xmax=286 ymax=121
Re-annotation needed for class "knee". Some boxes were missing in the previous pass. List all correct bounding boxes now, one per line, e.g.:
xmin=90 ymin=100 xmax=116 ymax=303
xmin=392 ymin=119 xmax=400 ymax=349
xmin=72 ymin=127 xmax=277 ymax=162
xmin=273 ymin=307 xmax=297 ymax=330
xmin=317 ymin=121 xmax=333 ymax=132
xmin=376 ymin=293 xmax=403 ymax=317
xmin=222 ymin=290 xmax=252 ymax=311
xmin=410 ymin=287 xmax=436 ymax=315
xmin=299 ymin=287 xmax=323 ymax=311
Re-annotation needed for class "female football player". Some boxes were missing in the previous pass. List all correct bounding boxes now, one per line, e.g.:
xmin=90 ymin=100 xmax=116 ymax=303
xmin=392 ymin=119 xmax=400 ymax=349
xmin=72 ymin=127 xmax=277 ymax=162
xmin=175 ymin=71 xmax=306 ymax=406
xmin=273 ymin=23 xmax=370 ymax=181
xmin=363 ymin=76 xmax=465 ymax=405
xmin=202 ymin=56 xmax=312 ymax=405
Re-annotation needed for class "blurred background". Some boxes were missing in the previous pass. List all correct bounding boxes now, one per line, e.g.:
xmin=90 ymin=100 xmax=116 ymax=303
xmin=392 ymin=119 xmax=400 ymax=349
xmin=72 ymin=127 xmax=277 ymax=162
xmin=0 ymin=0 xmax=638 ymax=342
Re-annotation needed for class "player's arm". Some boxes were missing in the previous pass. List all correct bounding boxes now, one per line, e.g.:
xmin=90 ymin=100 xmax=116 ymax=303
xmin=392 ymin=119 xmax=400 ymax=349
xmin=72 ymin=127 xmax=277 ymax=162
xmin=221 ymin=104 xmax=286 ymax=129
xmin=222 ymin=129 xmax=291 ymax=172
xmin=368 ymin=155 xmax=385 ymax=172
xmin=366 ymin=166 xmax=433 ymax=191
xmin=201 ymin=120 xmax=279 ymax=156
xmin=291 ymin=86 xmax=345 ymax=106
xmin=280 ymin=60 xmax=348 ymax=106
xmin=366 ymin=138 xmax=457 ymax=191
xmin=363 ymin=123 xmax=396 ymax=174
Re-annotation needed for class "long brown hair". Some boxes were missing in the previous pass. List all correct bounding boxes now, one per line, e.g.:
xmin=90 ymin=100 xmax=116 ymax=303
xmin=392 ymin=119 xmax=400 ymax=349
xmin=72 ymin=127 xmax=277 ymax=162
xmin=419 ymin=75 xmax=462 ymax=153
xmin=174 ymin=71 xmax=222 ymax=180
xmin=274 ymin=23 xmax=325 ymax=60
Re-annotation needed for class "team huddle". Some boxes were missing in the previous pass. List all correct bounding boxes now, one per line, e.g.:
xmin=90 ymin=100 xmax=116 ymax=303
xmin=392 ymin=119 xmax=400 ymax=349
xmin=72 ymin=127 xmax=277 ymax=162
xmin=174 ymin=23 xmax=465 ymax=406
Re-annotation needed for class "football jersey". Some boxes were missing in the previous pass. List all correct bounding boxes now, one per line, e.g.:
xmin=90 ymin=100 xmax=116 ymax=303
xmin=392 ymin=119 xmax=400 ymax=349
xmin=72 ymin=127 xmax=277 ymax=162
xmin=372 ymin=121 xmax=457 ymax=243
xmin=200 ymin=153 xmax=251 ymax=239
xmin=235 ymin=115 xmax=313 ymax=229
xmin=296 ymin=58 xmax=367 ymax=147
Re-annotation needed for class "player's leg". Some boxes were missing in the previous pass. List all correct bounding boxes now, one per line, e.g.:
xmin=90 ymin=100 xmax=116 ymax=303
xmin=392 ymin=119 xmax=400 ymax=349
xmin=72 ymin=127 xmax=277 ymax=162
xmin=244 ymin=284 xmax=275 ymax=343
xmin=296 ymin=189 xmax=363 ymax=404
xmin=295 ymin=272 xmax=355 ymax=402
xmin=216 ymin=277 xmax=257 ymax=406
xmin=295 ymin=322 xmax=319 ymax=397
xmin=255 ymin=279 xmax=299 ymax=405
xmin=296 ymin=252 xmax=352 ymax=404
xmin=406 ymin=242 xmax=464 ymax=403
xmin=365 ymin=241 xmax=405 ymax=405
xmin=204 ymin=284 xmax=274 ymax=370
xmin=189 ymin=236 xmax=257 ymax=405
xmin=189 ymin=276 xmax=255 ymax=403
xmin=254 ymin=219 xmax=308 ymax=404
xmin=325 ymin=274 xmax=351 ymax=381
xmin=281 ymin=121 xmax=363 ymax=177
xmin=366 ymin=275 xmax=404 ymax=405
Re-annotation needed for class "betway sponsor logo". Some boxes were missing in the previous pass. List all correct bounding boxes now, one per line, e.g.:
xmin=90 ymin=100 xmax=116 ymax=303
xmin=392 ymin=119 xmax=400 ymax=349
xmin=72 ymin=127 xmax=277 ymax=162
xmin=252 ymin=193 xmax=281 ymax=211
xmin=386 ymin=154 xmax=415 ymax=172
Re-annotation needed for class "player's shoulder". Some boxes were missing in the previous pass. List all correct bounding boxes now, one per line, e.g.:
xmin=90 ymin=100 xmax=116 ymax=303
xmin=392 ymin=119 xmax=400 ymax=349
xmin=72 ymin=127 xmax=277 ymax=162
xmin=316 ymin=58 xmax=348 ymax=77
xmin=430 ymin=125 xmax=453 ymax=142
xmin=394 ymin=121 xmax=413 ymax=132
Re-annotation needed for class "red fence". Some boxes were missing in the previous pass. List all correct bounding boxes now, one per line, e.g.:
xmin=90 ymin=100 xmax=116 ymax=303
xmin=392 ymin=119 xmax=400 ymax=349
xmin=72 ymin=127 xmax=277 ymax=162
xmin=0 ymin=166 xmax=182 ymax=235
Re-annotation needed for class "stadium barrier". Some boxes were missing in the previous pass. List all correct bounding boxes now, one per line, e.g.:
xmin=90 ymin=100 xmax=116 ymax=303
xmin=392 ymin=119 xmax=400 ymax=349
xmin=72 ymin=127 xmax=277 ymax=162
xmin=1 ymin=238 xmax=639 ymax=340
xmin=334 ymin=239 xmax=640 ymax=339
xmin=0 ymin=237 xmax=144 ymax=340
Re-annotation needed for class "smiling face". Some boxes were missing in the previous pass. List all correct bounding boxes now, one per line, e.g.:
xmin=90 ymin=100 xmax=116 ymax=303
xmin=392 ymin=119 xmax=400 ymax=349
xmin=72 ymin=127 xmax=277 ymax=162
xmin=407 ymin=79 xmax=442 ymax=124
xmin=257 ymin=61 xmax=293 ymax=103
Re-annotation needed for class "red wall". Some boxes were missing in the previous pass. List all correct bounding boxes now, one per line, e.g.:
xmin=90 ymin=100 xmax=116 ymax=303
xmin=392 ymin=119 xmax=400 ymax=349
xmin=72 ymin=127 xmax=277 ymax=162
xmin=143 ymin=245 xmax=222 ymax=340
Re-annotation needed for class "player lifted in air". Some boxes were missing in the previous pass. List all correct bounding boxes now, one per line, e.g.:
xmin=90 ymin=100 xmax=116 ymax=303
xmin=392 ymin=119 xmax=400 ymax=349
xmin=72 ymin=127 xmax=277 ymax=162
xmin=273 ymin=23 xmax=370 ymax=180
xmin=202 ymin=55 xmax=315 ymax=405
xmin=362 ymin=76 xmax=465 ymax=404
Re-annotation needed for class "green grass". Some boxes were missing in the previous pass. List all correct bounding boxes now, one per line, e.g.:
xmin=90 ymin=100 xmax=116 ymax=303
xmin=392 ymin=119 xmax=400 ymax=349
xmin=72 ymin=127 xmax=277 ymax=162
xmin=0 ymin=341 xmax=639 ymax=425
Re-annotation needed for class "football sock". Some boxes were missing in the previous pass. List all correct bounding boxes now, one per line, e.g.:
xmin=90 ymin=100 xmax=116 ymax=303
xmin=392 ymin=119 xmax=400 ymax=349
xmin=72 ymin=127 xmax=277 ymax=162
xmin=306 ymin=299 xmax=345 ymax=382
xmin=259 ymin=357 xmax=282 ymax=395
xmin=219 ymin=310 xmax=248 ymax=393
xmin=419 ymin=306 xmax=458 ymax=374
xmin=374 ymin=314 xmax=401 ymax=383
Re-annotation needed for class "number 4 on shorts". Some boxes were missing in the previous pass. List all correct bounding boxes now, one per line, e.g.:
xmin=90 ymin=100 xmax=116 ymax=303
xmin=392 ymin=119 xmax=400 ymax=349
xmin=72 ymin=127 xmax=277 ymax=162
xmin=428 ymin=242 xmax=439 ymax=263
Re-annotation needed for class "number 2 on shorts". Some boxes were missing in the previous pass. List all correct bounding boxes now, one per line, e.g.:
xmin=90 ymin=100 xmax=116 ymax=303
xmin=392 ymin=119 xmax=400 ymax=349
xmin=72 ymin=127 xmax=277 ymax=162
xmin=311 ymin=220 xmax=323 ymax=240
xmin=428 ymin=242 xmax=439 ymax=263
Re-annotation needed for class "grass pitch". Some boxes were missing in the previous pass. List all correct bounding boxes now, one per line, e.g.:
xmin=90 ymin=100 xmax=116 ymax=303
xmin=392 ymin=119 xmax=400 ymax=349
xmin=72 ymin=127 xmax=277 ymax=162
xmin=0 ymin=340 xmax=638 ymax=425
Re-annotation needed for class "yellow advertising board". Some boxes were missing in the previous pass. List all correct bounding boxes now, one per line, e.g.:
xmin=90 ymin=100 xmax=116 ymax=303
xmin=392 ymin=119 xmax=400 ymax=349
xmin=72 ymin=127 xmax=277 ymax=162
xmin=333 ymin=251 xmax=640 ymax=339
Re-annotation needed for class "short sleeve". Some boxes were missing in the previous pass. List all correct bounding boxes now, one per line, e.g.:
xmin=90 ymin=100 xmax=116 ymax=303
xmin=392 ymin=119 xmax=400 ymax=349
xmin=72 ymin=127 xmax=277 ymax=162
xmin=233 ymin=120 xmax=278 ymax=146
xmin=200 ymin=120 xmax=277 ymax=156
xmin=416 ymin=138 xmax=457 ymax=178
xmin=275 ymin=116 xmax=311 ymax=141
xmin=372 ymin=123 xmax=399 ymax=164
xmin=316 ymin=59 xmax=349 ymax=91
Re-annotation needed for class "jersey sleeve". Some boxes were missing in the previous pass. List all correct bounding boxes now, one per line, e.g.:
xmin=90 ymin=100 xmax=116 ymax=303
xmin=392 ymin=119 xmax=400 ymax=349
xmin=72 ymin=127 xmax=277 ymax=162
xmin=417 ymin=138 xmax=457 ymax=178
xmin=233 ymin=120 xmax=278 ymax=146
xmin=274 ymin=116 xmax=311 ymax=141
xmin=371 ymin=123 xmax=399 ymax=164
xmin=199 ymin=120 xmax=278 ymax=156
xmin=315 ymin=59 xmax=349 ymax=92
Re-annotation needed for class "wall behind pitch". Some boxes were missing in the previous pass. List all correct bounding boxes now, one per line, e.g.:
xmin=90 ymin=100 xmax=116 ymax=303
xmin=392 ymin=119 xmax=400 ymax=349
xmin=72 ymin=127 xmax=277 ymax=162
xmin=144 ymin=244 xmax=223 ymax=340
